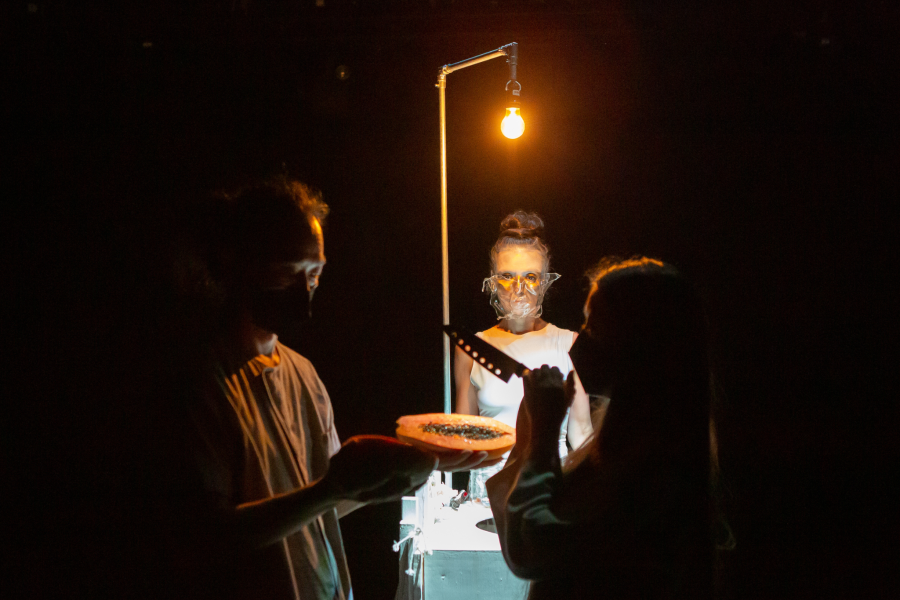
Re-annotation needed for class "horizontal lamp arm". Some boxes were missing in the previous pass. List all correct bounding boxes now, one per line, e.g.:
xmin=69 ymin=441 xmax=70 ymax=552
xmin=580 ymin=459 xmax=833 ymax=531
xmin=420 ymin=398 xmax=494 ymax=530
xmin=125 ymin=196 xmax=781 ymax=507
xmin=438 ymin=42 xmax=517 ymax=78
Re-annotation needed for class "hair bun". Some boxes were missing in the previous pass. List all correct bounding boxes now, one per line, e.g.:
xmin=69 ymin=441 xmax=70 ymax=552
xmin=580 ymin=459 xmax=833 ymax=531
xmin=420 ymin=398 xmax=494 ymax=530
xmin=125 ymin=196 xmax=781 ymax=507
xmin=500 ymin=211 xmax=545 ymax=238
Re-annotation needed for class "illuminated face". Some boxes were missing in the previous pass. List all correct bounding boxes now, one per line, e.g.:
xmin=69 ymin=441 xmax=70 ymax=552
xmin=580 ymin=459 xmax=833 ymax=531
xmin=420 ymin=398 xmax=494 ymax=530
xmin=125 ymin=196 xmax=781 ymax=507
xmin=255 ymin=216 xmax=326 ymax=295
xmin=247 ymin=215 xmax=327 ymax=336
xmin=484 ymin=247 xmax=559 ymax=320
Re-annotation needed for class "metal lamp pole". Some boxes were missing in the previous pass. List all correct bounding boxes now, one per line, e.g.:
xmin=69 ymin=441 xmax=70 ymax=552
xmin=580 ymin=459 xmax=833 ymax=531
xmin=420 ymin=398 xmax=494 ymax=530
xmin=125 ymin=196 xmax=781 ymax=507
xmin=436 ymin=43 xmax=519 ymax=418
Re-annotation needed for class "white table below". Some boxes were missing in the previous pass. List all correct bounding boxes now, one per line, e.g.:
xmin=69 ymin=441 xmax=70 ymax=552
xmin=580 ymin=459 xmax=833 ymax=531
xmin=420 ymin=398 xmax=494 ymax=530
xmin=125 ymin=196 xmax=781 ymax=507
xmin=427 ymin=501 xmax=501 ymax=551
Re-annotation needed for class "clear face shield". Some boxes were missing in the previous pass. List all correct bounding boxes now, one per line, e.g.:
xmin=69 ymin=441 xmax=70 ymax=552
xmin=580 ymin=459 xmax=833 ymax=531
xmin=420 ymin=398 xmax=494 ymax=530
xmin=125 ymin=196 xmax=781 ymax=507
xmin=482 ymin=271 xmax=560 ymax=320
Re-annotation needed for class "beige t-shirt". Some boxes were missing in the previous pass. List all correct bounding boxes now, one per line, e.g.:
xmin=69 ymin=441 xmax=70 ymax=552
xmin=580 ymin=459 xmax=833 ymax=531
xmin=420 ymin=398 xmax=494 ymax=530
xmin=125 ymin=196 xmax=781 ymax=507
xmin=195 ymin=341 xmax=351 ymax=600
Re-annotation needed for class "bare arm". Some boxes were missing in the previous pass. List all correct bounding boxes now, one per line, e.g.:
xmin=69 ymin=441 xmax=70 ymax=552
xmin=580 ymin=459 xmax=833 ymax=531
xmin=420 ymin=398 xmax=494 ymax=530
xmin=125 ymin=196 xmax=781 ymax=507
xmin=173 ymin=477 xmax=348 ymax=566
xmin=335 ymin=500 xmax=365 ymax=519
xmin=199 ymin=436 xmax=436 ymax=555
xmin=454 ymin=345 xmax=479 ymax=415
xmin=227 ymin=477 xmax=343 ymax=550
xmin=566 ymin=370 xmax=593 ymax=450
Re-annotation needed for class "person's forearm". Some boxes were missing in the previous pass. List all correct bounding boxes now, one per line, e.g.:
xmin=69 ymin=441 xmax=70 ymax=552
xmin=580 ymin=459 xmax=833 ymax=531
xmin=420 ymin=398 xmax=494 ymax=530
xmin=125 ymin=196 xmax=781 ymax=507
xmin=227 ymin=477 xmax=342 ymax=550
xmin=566 ymin=382 xmax=593 ymax=450
xmin=493 ymin=454 xmax=569 ymax=580
xmin=336 ymin=499 xmax=365 ymax=519
xmin=523 ymin=429 xmax=562 ymax=474
xmin=567 ymin=421 xmax=592 ymax=451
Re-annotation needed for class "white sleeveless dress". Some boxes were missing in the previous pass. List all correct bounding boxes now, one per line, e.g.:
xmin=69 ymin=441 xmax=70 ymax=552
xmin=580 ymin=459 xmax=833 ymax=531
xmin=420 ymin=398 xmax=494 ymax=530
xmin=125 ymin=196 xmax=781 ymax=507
xmin=467 ymin=324 xmax=577 ymax=502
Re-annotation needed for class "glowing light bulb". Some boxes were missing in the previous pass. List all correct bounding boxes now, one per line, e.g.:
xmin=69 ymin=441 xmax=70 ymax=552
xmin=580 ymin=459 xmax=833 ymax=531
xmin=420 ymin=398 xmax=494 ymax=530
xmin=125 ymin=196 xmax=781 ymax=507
xmin=501 ymin=107 xmax=524 ymax=139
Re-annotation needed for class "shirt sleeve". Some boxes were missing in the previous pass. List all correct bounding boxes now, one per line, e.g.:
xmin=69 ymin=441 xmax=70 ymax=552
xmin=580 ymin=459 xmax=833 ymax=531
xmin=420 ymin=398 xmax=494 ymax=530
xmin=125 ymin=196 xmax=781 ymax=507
xmin=313 ymin=370 xmax=342 ymax=459
xmin=326 ymin=411 xmax=341 ymax=459
xmin=487 ymin=424 xmax=619 ymax=581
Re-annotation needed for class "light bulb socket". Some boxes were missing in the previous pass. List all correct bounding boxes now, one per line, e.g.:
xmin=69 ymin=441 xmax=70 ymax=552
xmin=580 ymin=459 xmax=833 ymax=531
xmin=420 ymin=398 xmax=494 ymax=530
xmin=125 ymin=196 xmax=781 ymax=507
xmin=505 ymin=80 xmax=522 ymax=109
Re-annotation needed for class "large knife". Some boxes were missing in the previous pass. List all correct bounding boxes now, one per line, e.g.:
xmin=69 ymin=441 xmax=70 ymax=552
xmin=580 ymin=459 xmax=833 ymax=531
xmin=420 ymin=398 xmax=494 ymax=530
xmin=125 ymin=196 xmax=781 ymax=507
xmin=443 ymin=323 xmax=529 ymax=383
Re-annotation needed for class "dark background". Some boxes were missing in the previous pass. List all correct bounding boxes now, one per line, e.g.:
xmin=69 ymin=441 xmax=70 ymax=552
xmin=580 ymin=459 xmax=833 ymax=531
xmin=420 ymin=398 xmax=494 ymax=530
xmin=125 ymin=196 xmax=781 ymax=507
xmin=5 ymin=1 xmax=897 ymax=598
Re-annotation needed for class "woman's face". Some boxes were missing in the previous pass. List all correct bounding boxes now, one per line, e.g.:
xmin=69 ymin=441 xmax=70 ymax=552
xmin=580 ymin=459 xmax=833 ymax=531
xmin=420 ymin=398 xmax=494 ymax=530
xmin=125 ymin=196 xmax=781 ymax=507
xmin=493 ymin=247 xmax=546 ymax=318
xmin=569 ymin=284 xmax=615 ymax=396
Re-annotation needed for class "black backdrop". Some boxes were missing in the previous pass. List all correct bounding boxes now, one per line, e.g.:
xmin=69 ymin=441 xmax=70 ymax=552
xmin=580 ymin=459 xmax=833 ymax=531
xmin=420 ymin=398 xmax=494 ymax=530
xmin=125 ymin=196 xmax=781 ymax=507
xmin=6 ymin=1 xmax=897 ymax=598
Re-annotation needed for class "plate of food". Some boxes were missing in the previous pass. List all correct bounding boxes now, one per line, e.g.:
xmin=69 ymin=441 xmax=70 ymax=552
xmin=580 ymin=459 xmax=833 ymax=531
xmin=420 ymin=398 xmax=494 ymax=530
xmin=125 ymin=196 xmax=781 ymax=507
xmin=395 ymin=413 xmax=515 ymax=460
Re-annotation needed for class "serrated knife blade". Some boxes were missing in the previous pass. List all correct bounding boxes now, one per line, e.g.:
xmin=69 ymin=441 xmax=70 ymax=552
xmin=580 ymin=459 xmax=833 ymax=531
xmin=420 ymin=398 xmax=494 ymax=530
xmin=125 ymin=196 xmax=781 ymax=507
xmin=443 ymin=323 xmax=529 ymax=383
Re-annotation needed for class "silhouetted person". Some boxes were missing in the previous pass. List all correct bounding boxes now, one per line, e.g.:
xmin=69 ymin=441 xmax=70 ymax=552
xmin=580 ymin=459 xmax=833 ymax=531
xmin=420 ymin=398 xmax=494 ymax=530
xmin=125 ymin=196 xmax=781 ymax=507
xmin=146 ymin=178 xmax=489 ymax=600
xmin=488 ymin=257 xmax=722 ymax=599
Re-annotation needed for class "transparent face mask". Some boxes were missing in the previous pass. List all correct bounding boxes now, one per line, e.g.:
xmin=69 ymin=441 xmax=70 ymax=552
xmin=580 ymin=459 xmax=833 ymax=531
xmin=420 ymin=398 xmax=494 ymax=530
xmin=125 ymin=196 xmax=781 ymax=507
xmin=482 ymin=271 xmax=560 ymax=320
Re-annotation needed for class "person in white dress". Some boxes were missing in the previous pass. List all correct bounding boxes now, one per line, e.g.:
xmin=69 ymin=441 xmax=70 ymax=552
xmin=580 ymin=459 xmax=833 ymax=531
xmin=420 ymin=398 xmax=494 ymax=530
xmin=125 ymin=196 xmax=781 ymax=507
xmin=454 ymin=211 xmax=593 ymax=502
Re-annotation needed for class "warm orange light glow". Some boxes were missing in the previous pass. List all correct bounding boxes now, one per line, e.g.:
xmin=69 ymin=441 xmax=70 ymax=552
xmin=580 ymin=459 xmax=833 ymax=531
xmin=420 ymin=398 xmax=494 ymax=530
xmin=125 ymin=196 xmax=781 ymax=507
xmin=501 ymin=107 xmax=524 ymax=139
xmin=594 ymin=257 xmax=665 ymax=280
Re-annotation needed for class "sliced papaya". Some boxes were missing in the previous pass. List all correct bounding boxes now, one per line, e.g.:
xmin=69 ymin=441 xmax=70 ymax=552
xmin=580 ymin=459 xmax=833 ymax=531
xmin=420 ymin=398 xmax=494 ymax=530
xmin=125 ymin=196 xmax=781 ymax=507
xmin=395 ymin=413 xmax=516 ymax=459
